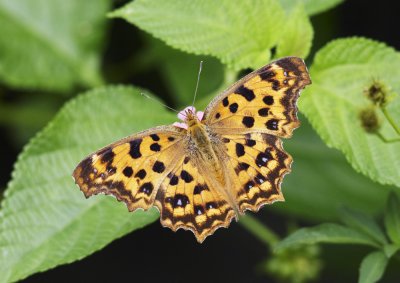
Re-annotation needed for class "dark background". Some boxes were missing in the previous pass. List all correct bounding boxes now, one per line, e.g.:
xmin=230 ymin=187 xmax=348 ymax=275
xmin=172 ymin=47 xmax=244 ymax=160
xmin=1 ymin=0 xmax=398 ymax=282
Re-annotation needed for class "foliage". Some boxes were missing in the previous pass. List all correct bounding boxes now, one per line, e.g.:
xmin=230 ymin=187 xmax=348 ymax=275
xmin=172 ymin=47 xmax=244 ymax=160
xmin=300 ymin=37 xmax=400 ymax=186
xmin=0 ymin=0 xmax=110 ymax=92
xmin=275 ymin=193 xmax=400 ymax=283
xmin=0 ymin=0 xmax=399 ymax=282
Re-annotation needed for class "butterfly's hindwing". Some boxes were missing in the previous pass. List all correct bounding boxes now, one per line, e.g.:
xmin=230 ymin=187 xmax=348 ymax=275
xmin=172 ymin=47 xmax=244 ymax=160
xmin=204 ymin=57 xmax=311 ymax=138
xmin=220 ymin=133 xmax=291 ymax=213
xmin=155 ymin=157 xmax=236 ymax=242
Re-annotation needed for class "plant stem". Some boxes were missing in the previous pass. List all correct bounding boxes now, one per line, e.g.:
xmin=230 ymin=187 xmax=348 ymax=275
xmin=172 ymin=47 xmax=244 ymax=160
xmin=382 ymin=107 xmax=400 ymax=136
xmin=239 ymin=214 xmax=280 ymax=248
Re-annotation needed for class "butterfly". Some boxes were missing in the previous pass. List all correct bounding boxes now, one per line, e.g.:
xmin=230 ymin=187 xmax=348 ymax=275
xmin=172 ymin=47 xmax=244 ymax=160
xmin=73 ymin=57 xmax=311 ymax=242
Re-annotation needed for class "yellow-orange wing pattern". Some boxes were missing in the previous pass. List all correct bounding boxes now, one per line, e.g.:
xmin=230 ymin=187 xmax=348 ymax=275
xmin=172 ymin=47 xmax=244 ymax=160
xmin=73 ymin=126 xmax=186 ymax=212
xmin=204 ymin=57 xmax=311 ymax=137
xmin=155 ymin=157 xmax=236 ymax=242
xmin=216 ymin=133 xmax=291 ymax=214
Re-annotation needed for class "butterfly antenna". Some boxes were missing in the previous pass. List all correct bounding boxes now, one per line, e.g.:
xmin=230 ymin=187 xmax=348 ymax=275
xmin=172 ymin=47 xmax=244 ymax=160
xmin=140 ymin=92 xmax=179 ymax=113
xmin=192 ymin=61 xmax=203 ymax=107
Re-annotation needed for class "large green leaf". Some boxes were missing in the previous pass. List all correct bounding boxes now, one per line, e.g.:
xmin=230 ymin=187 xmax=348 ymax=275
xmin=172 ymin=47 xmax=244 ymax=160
xmin=358 ymin=251 xmax=389 ymax=283
xmin=0 ymin=86 xmax=176 ymax=282
xmin=275 ymin=223 xmax=380 ymax=253
xmin=300 ymin=37 xmax=400 ymax=187
xmin=279 ymin=0 xmax=344 ymax=16
xmin=275 ymin=3 xmax=313 ymax=59
xmin=0 ymin=0 xmax=110 ymax=92
xmin=110 ymin=0 xmax=287 ymax=70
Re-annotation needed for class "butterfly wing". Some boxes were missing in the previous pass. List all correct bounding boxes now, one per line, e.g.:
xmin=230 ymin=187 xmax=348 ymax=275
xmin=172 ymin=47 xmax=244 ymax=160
xmin=73 ymin=126 xmax=186 ymax=212
xmin=73 ymin=125 xmax=236 ymax=242
xmin=217 ymin=132 xmax=291 ymax=213
xmin=155 ymin=157 xmax=236 ymax=242
xmin=203 ymin=57 xmax=311 ymax=137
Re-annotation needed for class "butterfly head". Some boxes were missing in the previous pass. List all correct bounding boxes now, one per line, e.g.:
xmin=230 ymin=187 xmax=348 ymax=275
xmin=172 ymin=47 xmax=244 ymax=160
xmin=173 ymin=106 xmax=204 ymax=129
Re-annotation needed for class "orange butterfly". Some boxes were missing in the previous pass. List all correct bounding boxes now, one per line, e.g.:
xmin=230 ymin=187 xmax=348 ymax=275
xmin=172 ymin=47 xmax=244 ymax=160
xmin=73 ymin=57 xmax=311 ymax=242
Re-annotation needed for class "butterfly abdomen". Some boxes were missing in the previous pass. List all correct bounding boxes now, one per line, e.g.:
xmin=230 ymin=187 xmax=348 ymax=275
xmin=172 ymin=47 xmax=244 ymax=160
xmin=188 ymin=119 xmax=225 ymax=185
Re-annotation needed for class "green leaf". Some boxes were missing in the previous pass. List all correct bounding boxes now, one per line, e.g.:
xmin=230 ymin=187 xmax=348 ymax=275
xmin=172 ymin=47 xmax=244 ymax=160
xmin=275 ymin=223 xmax=380 ymax=252
xmin=275 ymin=116 xmax=391 ymax=222
xmin=383 ymin=244 xmax=399 ymax=258
xmin=0 ymin=0 xmax=110 ymax=92
xmin=275 ymin=3 xmax=313 ymax=59
xmin=110 ymin=0 xmax=286 ymax=70
xmin=358 ymin=251 xmax=388 ymax=283
xmin=300 ymin=37 xmax=400 ymax=187
xmin=0 ymin=86 xmax=176 ymax=282
xmin=384 ymin=192 xmax=400 ymax=245
xmin=279 ymin=0 xmax=344 ymax=16
xmin=339 ymin=207 xmax=387 ymax=246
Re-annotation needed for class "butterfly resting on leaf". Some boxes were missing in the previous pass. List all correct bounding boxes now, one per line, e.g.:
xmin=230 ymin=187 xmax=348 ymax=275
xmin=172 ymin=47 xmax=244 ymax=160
xmin=73 ymin=57 xmax=311 ymax=243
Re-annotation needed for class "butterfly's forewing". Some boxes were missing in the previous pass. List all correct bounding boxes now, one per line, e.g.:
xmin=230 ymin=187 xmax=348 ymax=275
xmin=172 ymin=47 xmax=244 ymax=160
xmin=204 ymin=57 xmax=311 ymax=137
xmin=73 ymin=126 xmax=186 ymax=212
xmin=218 ymin=133 xmax=291 ymax=213
xmin=155 ymin=157 xmax=236 ymax=242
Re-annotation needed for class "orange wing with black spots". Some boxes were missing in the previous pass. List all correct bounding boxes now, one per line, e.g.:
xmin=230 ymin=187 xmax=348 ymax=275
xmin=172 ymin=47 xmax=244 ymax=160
xmin=73 ymin=126 xmax=186 ymax=212
xmin=218 ymin=133 xmax=292 ymax=213
xmin=154 ymin=158 xmax=236 ymax=242
xmin=204 ymin=57 xmax=311 ymax=137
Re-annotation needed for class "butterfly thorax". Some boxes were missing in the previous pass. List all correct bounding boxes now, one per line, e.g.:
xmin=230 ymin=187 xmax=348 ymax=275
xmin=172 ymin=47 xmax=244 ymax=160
xmin=185 ymin=112 xmax=225 ymax=185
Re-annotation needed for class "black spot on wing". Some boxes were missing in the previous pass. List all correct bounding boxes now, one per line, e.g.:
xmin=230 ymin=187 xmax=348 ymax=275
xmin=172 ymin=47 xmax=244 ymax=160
xmin=256 ymin=151 xmax=272 ymax=167
xmin=150 ymin=134 xmax=160 ymax=141
xmin=139 ymin=182 xmax=153 ymax=195
xmin=259 ymin=70 xmax=275 ymax=80
xmin=169 ymin=175 xmax=179 ymax=185
xmin=245 ymin=138 xmax=256 ymax=147
xmin=222 ymin=97 xmax=229 ymax=107
xmin=135 ymin=169 xmax=147 ymax=179
xmin=258 ymin=108 xmax=269 ymax=117
xmin=235 ymin=162 xmax=250 ymax=174
xmin=100 ymin=148 xmax=115 ymax=164
xmin=263 ymin=96 xmax=274 ymax=105
xmin=173 ymin=194 xmax=190 ymax=208
xmin=244 ymin=181 xmax=255 ymax=193
xmin=229 ymin=103 xmax=238 ymax=113
xmin=276 ymin=57 xmax=303 ymax=76
xmin=150 ymin=143 xmax=161 ymax=152
xmin=152 ymin=161 xmax=165 ymax=173
xmin=254 ymin=173 xmax=266 ymax=185
xmin=194 ymin=205 xmax=205 ymax=215
xmin=122 ymin=166 xmax=133 ymax=177
xmin=194 ymin=184 xmax=208 ymax=194
xmin=206 ymin=202 xmax=217 ymax=210
xmin=180 ymin=170 xmax=193 ymax=183
xmin=242 ymin=116 xmax=255 ymax=128
xmin=129 ymin=139 xmax=142 ymax=159
xmin=236 ymin=143 xmax=245 ymax=157
xmin=236 ymin=85 xmax=255 ymax=101
xmin=266 ymin=119 xmax=279 ymax=130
